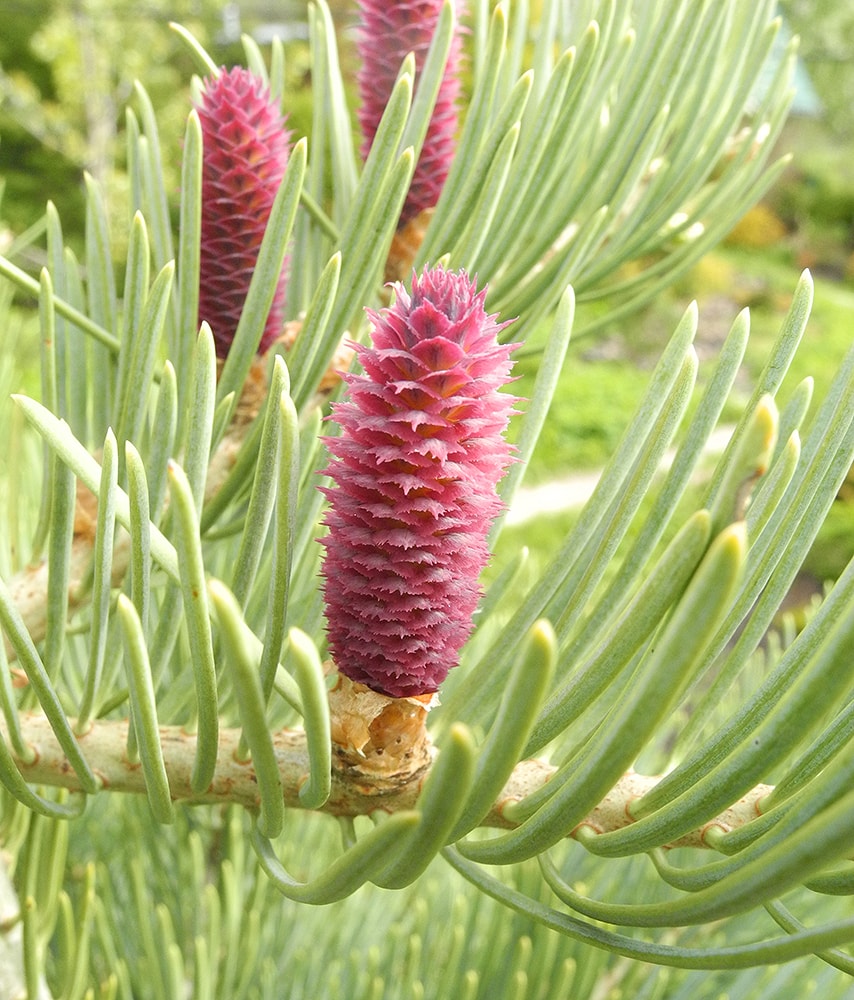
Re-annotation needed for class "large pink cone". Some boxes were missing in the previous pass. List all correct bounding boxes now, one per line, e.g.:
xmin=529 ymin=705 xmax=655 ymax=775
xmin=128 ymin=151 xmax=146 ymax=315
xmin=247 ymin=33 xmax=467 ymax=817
xmin=196 ymin=67 xmax=291 ymax=359
xmin=321 ymin=266 xmax=516 ymax=698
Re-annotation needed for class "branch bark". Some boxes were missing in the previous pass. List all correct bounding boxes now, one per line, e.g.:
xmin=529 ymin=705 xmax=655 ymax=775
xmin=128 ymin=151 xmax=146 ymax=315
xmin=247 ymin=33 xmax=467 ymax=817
xmin=3 ymin=712 xmax=771 ymax=851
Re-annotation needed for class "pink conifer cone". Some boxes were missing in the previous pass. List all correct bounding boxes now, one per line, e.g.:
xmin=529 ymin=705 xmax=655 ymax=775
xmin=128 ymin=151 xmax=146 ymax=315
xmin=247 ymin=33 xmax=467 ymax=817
xmin=196 ymin=67 xmax=290 ymax=359
xmin=357 ymin=0 xmax=462 ymax=228
xmin=320 ymin=266 xmax=516 ymax=699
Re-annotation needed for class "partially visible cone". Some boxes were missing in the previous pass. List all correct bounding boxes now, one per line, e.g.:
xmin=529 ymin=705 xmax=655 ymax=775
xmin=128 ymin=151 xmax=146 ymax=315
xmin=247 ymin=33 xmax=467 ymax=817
xmin=356 ymin=0 xmax=463 ymax=229
xmin=196 ymin=67 xmax=291 ymax=359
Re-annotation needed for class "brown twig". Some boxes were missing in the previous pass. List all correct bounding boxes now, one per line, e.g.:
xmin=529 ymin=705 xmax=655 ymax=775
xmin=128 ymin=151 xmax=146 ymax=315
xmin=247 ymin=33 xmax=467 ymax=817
xmin=3 ymin=711 xmax=771 ymax=850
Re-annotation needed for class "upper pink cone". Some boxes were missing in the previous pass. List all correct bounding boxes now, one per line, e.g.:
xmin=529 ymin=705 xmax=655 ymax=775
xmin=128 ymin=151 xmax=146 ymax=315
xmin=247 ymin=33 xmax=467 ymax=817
xmin=320 ymin=266 xmax=516 ymax=699
xmin=356 ymin=0 xmax=463 ymax=228
xmin=196 ymin=67 xmax=291 ymax=359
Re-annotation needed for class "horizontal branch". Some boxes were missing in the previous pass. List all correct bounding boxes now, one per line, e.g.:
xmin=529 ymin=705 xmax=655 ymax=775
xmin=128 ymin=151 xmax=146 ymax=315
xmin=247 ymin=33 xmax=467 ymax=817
xmin=3 ymin=712 xmax=772 ymax=850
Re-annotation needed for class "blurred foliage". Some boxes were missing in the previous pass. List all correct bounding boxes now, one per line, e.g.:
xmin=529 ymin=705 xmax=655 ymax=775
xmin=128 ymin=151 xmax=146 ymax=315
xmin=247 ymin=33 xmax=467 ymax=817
xmin=724 ymin=203 xmax=789 ymax=250
xmin=779 ymin=0 xmax=854 ymax=138
xmin=56 ymin=794 xmax=852 ymax=1000
xmin=0 ymin=0 xmax=324 ymax=251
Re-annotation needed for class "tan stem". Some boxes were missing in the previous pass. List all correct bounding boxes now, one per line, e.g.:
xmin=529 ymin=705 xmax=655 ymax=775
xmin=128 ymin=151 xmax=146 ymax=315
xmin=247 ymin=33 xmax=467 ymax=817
xmin=3 ymin=712 xmax=771 ymax=850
